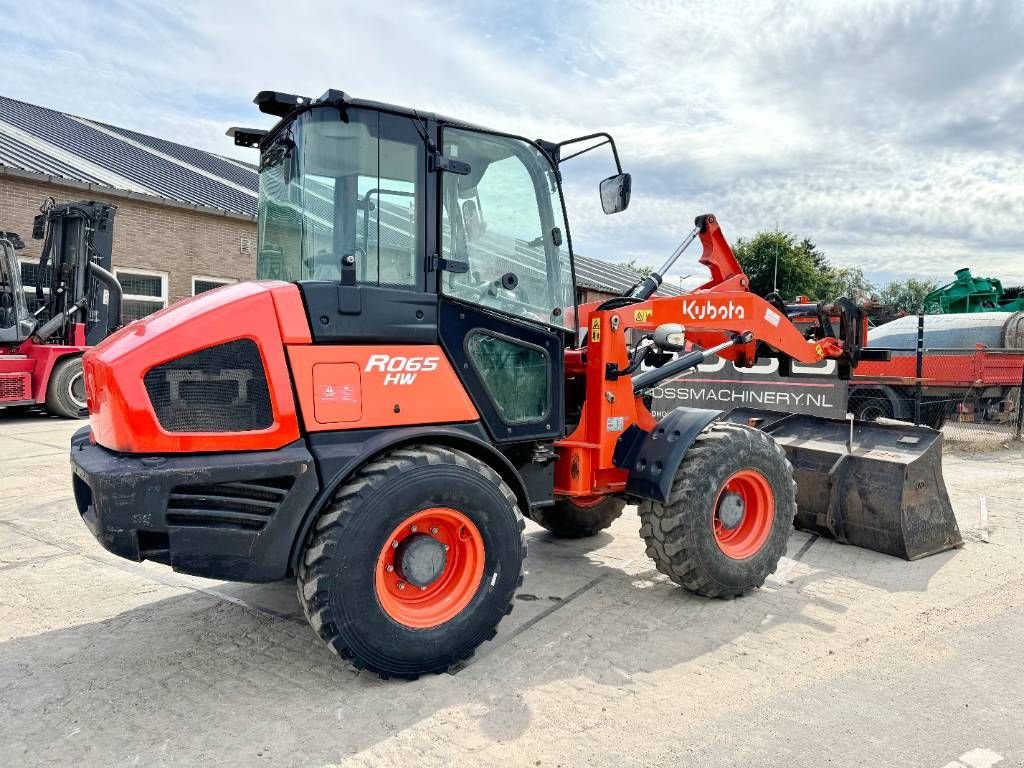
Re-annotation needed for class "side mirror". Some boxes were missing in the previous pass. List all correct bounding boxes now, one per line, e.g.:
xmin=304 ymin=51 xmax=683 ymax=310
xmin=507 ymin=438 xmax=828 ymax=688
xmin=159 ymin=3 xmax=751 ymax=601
xmin=653 ymin=323 xmax=686 ymax=352
xmin=600 ymin=173 xmax=631 ymax=214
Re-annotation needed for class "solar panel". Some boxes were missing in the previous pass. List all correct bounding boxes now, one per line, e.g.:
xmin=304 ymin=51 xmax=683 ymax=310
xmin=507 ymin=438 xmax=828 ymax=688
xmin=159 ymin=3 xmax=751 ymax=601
xmin=99 ymin=122 xmax=258 ymax=190
xmin=0 ymin=96 xmax=255 ymax=216
xmin=0 ymin=131 xmax=105 ymax=184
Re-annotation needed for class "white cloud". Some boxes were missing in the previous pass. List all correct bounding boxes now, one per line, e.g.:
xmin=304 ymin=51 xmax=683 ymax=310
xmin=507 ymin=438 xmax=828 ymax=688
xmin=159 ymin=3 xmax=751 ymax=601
xmin=1 ymin=0 xmax=1022 ymax=287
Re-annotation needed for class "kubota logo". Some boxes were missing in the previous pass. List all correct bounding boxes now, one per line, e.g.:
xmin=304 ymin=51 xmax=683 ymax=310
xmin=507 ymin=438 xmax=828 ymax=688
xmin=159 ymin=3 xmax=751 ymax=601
xmin=680 ymin=299 xmax=745 ymax=322
xmin=365 ymin=354 xmax=440 ymax=386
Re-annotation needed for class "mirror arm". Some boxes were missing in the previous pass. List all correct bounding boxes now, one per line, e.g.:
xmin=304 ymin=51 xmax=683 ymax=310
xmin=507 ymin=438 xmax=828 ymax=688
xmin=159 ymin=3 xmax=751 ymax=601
xmin=549 ymin=132 xmax=623 ymax=174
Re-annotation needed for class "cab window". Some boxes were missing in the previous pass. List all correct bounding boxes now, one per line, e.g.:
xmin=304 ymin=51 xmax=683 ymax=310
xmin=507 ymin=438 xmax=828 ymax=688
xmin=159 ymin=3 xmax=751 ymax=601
xmin=441 ymin=128 xmax=574 ymax=330
xmin=257 ymin=108 xmax=423 ymax=288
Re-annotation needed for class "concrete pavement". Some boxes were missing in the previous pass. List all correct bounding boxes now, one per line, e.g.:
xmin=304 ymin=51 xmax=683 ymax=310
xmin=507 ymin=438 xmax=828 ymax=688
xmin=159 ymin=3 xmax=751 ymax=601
xmin=1 ymin=410 xmax=1021 ymax=767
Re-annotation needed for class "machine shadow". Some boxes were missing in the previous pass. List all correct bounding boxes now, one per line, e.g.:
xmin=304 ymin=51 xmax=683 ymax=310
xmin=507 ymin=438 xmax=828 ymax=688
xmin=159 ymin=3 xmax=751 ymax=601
xmin=0 ymin=523 xmax=920 ymax=761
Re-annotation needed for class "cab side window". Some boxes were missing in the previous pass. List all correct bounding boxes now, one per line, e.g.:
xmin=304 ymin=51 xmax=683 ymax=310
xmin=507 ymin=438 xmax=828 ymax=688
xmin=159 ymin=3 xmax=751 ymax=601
xmin=441 ymin=129 xmax=573 ymax=329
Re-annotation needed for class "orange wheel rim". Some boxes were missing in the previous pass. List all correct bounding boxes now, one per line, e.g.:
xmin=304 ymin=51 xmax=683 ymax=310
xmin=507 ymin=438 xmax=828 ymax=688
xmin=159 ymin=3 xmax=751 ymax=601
xmin=374 ymin=507 xmax=485 ymax=629
xmin=712 ymin=470 xmax=775 ymax=560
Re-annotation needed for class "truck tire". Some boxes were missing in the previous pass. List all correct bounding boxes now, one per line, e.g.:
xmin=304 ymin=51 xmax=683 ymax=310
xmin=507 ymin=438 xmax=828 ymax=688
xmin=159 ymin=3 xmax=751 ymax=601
xmin=851 ymin=393 xmax=893 ymax=422
xmin=45 ymin=356 xmax=86 ymax=419
xmin=296 ymin=445 xmax=525 ymax=679
xmin=920 ymin=399 xmax=949 ymax=429
xmin=530 ymin=496 xmax=626 ymax=538
xmin=638 ymin=422 xmax=796 ymax=598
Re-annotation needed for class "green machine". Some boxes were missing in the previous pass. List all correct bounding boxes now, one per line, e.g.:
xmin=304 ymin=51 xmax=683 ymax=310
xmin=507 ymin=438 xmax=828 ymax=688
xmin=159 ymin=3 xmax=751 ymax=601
xmin=923 ymin=267 xmax=1024 ymax=314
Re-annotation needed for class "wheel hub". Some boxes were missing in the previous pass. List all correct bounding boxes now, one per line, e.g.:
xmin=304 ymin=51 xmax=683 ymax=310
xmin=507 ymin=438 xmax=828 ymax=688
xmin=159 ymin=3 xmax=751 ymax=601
xmin=375 ymin=507 xmax=486 ymax=628
xmin=717 ymin=491 xmax=745 ymax=530
xmin=712 ymin=470 xmax=776 ymax=560
xmin=395 ymin=534 xmax=447 ymax=588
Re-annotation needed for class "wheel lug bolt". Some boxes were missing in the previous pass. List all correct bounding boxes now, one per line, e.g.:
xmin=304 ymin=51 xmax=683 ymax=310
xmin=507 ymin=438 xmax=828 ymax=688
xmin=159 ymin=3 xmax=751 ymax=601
xmin=385 ymin=564 xmax=394 ymax=573
xmin=443 ymin=544 xmax=449 ymax=551
xmin=410 ymin=524 xmax=418 ymax=532
xmin=430 ymin=527 xmax=438 ymax=535
xmin=419 ymin=586 xmax=427 ymax=591
xmin=391 ymin=540 xmax=398 ymax=549
xmin=397 ymin=582 xmax=405 ymax=590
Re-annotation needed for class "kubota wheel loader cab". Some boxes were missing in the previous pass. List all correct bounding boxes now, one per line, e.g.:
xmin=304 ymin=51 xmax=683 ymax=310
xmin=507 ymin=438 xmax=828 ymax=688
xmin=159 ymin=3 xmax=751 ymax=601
xmin=71 ymin=89 xmax=593 ymax=678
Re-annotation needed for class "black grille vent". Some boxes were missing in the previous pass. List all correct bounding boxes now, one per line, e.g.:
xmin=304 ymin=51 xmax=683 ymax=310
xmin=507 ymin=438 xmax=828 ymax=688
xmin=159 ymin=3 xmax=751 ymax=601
xmin=166 ymin=477 xmax=294 ymax=531
xmin=144 ymin=339 xmax=273 ymax=433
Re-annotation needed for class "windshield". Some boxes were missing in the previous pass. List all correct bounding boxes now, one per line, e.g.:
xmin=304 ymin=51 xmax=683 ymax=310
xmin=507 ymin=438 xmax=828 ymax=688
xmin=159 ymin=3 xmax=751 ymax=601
xmin=441 ymin=128 xmax=575 ymax=330
xmin=257 ymin=107 xmax=423 ymax=287
xmin=0 ymin=238 xmax=29 ymax=332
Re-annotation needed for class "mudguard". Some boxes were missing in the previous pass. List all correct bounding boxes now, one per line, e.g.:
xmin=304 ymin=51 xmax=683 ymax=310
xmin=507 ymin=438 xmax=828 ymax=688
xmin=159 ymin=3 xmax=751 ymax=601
xmin=288 ymin=423 xmax=533 ymax=572
xmin=613 ymin=407 xmax=723 ymax=503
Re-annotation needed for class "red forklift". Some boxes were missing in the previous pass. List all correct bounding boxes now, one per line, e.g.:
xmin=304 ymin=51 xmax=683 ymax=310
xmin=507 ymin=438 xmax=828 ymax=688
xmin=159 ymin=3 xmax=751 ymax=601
xmin=0 ymin=200 xmax=122 ymax=418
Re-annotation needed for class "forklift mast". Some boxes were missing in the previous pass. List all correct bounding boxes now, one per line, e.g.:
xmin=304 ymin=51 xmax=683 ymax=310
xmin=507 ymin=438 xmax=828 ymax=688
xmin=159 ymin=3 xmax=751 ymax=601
xmin=31 ymin=200 xmax=121 ymax=346
xmin=1 ymin=200 xmax=122 ymax=418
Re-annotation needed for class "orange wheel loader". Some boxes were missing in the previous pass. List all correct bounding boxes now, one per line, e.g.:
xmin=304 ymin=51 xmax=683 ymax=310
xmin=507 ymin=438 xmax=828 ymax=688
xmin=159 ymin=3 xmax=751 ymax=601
xmin=70 ymin=89 xmax=961 ymax=678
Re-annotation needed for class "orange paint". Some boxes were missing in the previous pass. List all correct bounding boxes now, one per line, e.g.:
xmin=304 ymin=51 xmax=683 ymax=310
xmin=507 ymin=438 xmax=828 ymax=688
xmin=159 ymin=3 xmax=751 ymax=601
xmin=287 ymin=345 xmax=479 ymax=431
xmin=86 ymin=281 xmax=302 ymax=454
xmin=374 ymin=507 xmax=485 ymax=628
xmin=269 ymin=283 xmax=313 ymax=344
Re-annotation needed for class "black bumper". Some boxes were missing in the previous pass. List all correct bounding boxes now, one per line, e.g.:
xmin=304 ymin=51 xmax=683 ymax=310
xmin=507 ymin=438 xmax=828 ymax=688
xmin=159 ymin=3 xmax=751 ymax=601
xmin=70 ymin=426 xmax=319 ymax=582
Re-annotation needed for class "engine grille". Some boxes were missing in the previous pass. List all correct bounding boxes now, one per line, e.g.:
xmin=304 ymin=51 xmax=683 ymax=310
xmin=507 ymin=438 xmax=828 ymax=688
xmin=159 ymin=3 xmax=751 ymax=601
xmin=143 ymin=339 xmax=273 ymax=433
xmin=0 ymin=373 xmax=31 ymax=403
xmin=166 ymin=477 xmax=294 ymax=531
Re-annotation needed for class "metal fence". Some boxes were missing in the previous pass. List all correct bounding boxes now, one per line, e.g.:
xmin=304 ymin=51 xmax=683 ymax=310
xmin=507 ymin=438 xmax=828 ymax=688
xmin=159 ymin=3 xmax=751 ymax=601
xmin=851 ymin=321 xmax=1024 ymax=444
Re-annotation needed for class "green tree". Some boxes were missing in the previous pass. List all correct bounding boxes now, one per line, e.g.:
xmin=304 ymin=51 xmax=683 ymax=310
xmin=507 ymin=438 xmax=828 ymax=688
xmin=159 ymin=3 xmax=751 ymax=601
xmin=616 ymin=258 xmax=653 ymax=278
xmin=732 ymin=231 xmax=826 ymax=299
xmin=877 ymin=278 xmax=939 ymax=314
xmin=818 ymin=266 xmax=875 ymax=303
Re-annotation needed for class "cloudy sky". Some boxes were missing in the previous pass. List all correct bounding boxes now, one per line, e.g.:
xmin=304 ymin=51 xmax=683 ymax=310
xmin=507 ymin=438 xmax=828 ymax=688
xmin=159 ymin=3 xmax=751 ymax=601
xmin=2 ymin=0 xmax=1023 ymax=289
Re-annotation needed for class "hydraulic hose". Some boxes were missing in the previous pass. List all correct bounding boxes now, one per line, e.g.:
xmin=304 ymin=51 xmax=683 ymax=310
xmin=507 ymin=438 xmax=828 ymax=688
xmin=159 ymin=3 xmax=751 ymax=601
xmin=88 ymin=261 xmax=123 ymax=331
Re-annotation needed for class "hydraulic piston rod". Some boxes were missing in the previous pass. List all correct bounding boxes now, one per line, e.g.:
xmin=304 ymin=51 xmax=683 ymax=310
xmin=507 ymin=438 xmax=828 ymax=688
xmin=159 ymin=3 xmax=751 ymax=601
xmin=627 ymin=226 xmax=698 ymax=300
xmin=632 ymin=332 xmax=753 ymax=393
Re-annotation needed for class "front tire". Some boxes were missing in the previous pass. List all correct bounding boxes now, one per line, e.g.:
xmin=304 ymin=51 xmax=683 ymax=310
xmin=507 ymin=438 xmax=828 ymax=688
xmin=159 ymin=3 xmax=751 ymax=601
xmin=530 ymin=495 xmax=626 ymax=538
xmin=639 ymin=422 xmax=796 ymax=598
xmin=296 ymin=445 xmax=525 ymax=678
xmin=45 ymin=356 xmax=86 ymax=418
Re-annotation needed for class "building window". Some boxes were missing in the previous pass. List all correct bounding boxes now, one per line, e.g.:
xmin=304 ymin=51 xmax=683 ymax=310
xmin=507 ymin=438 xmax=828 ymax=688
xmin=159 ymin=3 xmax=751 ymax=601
xmin=192 ymin=275 xmax=237 ymax=295
xmin=115 ymin=268 xmax=167 ymax=322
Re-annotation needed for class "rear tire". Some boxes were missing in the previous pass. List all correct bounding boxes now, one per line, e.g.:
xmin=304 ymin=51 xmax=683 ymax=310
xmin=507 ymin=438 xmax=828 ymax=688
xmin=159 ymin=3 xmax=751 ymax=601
xmin=639 ymin=422 xmax=796 ymax=598
xmin=45 ymin=356 xmax=86 ymax=419
xmin=530 ymin=495 xmax=626 ymax=538
xmin=296 ymin=445 xmax=525 ymax=679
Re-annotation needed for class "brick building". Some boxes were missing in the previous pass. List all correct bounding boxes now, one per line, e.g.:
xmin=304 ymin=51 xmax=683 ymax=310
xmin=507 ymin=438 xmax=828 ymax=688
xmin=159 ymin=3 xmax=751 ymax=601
xmin=0 ymin=94 xmax=677 ymax=321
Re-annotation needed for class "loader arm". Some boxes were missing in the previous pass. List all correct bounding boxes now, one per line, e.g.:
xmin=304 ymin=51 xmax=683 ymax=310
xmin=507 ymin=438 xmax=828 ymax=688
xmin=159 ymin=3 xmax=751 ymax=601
xmin=557 ymin=213 xmax=854 ymax=499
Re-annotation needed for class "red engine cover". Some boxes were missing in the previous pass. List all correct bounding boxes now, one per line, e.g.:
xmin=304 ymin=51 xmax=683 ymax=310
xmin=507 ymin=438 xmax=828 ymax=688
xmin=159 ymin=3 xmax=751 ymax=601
xmin=85 ymin=281 xmax=310 ymax=453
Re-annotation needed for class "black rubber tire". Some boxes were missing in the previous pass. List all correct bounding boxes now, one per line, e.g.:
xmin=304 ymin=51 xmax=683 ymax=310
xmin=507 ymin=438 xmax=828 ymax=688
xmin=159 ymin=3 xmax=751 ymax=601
xmin=296 ymin=445 xmax=525 ymax=679
xmin=851 ymin=394 xmax=893 ymax=422
xmin=638 ymin=422 xmax=796 ymax=598
xmin=920 ymin=399 xmax=949 ymax=429
xmin=45 ymin=356 xmax=86 ymax=419
xmin=530 ymin=496 xmax=626 ymax=538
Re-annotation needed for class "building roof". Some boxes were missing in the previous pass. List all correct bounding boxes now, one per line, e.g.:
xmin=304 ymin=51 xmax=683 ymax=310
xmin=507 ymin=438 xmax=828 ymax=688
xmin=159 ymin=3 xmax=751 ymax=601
xmin=574 ymin=257 xmax=683 ymax=297
xmin=0 ymin=93 xmax=682 ymax=297
xmin=0 ymin=94 xmax=258 ymax=216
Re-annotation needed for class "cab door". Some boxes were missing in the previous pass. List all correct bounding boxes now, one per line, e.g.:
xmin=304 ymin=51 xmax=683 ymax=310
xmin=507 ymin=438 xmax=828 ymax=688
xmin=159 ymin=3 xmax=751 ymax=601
xmin=436 ymin=127 xmax=575 ymax=443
